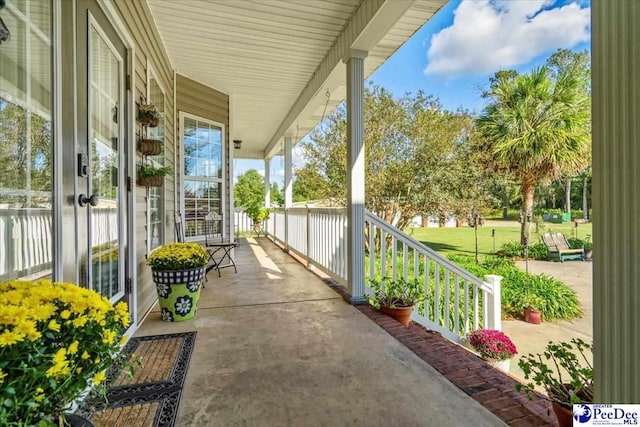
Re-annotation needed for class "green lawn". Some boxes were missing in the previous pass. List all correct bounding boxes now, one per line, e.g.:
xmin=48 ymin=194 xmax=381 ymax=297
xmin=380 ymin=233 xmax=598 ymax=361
xmin=407 ymin=221 xmax=593 ymax=257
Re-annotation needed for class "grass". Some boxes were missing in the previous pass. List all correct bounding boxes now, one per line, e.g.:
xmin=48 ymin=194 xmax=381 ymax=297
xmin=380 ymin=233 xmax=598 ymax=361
xmin=407 ymin=220 xmax=593 ymax=257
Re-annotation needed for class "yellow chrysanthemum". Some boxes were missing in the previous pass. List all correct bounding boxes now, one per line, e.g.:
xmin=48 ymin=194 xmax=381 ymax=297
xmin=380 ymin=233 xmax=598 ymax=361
xmin=47 ymin=319 xmax=61 ymax=332
xmin=46 ymin=360 xmax=70 ymax=378
xmin=53 ymin=348 xmax=67 ymax=364
xmin=119 ymin=335 xmax=128 ymax=346
xmin=68 ymin=340 xmax=79 ymax=355
xmin=0 ymin=329 xmax=24 ymax=347
xmin=81 ymin=351 xmax=90 ymax=360
xmin=25 ymin=303 xmax=53 ymax=322
xmin=91 ymin=370 xmax=106 ymax=385
xmin=60 ymin=310 xmax=71 ymax=320
xmin=76 ymin=367 xmax=82 ymax=374
xmin=73 ymin=316 xmax=88 ymax=328
xmin=14 ymin=320 xmax=41 ymax=341
xmin=102 ymin=330 xmax=116 ymax=345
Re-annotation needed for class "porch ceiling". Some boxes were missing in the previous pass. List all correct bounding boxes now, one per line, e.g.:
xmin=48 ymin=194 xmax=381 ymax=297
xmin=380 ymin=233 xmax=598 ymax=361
xmin=147 ymin=0 xmax=447 ymax=159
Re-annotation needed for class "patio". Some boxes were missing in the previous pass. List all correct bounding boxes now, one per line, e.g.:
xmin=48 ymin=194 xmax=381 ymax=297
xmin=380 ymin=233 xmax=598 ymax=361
xmin=135 ymin=238 xmax=505 ymax=426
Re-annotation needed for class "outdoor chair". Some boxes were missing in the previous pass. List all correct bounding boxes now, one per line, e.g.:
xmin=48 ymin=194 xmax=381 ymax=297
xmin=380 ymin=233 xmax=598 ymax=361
xmin=175 ymin=212 xmax=185 ymax=243
xmin=541 ymin=232 xmax=584 ymax=262
xmin=204 ymin=212 xmax=238 ymax=277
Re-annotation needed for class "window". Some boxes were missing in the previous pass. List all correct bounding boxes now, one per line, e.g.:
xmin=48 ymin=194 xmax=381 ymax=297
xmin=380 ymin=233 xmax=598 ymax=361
xmin=181 ymin=114 xmax=224 ymax=240
xmin=0 ymin=0 xmax=53 ymax=280
xmin=146 ymin=65 xmax=165 ymax=252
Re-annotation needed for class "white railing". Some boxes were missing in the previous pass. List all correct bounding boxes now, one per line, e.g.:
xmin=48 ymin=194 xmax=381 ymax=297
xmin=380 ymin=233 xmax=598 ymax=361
xmin=234 ymin=209 xmax=253 ymax=233
xmin=255 ymin=206 xmax=501 ymax=342
xmin=0 ymin=208 xmax=119 ymax=280
xmin=267 ymin=207 xmax=348 ymax=282
xmin=0 ymin=208 xmax=52 ymax=279
xmin=365 ymin=211 xmax=501 ymax=342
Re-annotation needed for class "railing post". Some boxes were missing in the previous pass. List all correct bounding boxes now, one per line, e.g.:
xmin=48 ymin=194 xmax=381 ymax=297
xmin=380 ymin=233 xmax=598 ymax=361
xmin=484 ymin=275 xmax=503 ymax=331
xmin=5 ymin=217 xmax=15 ymax=275
xmin=306 ymin=206 xmax=311 ymax=269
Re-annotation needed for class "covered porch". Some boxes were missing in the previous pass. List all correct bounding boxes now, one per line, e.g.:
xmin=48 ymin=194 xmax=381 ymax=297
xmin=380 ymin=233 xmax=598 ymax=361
xmin=137 ymin=237 xmax=505 ymax=426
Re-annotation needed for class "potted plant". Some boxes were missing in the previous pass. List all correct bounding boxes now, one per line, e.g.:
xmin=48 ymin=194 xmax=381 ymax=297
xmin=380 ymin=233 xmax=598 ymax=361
xmin=368 ymin=278 xmax=422 ymax=326
xmin=137 ymin=165 xmax=171 ymax=187
xmin=521 ymin=293 xmax=544 ymax=324
xmin=516 ymin=339 xmax=593 ymax=427
xmin=583 ymin=234 xmax=593 ymax=260
xmin=245 ymin=205 xmax=270 ymax=235
xmin=147 ymin=242 xmax=209 ymax=322
xmin=0 ymin=279 xmax=131 ymax=426
xmin=137 ymin=103 xmax=160 ymax=128
xmin=467 ymin=329 xmax=518 ymax=373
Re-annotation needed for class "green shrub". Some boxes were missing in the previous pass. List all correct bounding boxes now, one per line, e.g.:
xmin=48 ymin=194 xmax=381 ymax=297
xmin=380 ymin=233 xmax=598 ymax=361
xmin=567 ymin=237 xmax=584 ymax=249
xmin=499 ymin=241 xmax=524 ymax=258
xmin=447 ymin=254 xmax=582 ymax=321
xmin=527 ymin=242 xmax=548 ymax=260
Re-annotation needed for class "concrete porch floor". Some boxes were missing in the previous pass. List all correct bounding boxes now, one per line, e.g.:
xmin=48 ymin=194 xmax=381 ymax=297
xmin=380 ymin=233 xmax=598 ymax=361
xmin=135 ymin=238 xmax=505 ymax=426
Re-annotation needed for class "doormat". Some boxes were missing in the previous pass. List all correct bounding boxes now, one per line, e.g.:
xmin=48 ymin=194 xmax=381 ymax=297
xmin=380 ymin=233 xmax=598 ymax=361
xmin=77 ymin=331 xmax=196 ymax=427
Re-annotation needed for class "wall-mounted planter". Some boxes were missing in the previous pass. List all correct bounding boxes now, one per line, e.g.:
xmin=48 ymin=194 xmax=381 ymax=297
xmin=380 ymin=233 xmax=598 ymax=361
xmin=138 ymin=138 xmax=163 ymax=156
xmin=137 ymin=175 xmax=164 ymax=187
xmin=137 ymin=103 xmax=160 ymax=128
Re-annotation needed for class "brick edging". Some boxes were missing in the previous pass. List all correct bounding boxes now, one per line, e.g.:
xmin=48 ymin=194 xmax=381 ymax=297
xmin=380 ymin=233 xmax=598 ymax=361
xmin=356 ymin=305 xmax=558 ymax=427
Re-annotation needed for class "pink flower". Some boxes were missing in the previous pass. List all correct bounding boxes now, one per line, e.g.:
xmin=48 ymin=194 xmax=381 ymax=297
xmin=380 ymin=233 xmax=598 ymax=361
xmin=468 ymin=329 xmax=517 ymax=361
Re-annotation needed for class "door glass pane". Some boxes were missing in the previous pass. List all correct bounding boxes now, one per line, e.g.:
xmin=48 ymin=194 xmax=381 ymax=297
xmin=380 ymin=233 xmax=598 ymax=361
xmin=0 ymin=0 xmax=52 ymax=281
xmin=89 ymin=24 xmax=121 ymax=299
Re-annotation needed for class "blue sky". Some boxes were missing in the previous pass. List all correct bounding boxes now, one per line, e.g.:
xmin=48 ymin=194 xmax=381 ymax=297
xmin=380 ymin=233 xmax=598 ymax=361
xmin=235 ymin=0 xmax=591 ymax=187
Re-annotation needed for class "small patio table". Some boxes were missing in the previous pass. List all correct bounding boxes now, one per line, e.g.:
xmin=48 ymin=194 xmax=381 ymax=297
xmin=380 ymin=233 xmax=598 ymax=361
xmin=205 ymin=241 xmax=238 ymax=277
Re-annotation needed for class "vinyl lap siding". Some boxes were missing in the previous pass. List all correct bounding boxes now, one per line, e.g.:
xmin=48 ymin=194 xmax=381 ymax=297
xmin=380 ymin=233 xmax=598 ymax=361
xmin=113 ymin=0 xmax=175 ymax=323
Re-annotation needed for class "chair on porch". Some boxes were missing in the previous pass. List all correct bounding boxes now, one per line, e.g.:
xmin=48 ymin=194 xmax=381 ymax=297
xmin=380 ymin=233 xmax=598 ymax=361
xmin=175 ymin=211 xmax=185 ymax=243
xmin=203 ymin=212 xmax=238 ymax=277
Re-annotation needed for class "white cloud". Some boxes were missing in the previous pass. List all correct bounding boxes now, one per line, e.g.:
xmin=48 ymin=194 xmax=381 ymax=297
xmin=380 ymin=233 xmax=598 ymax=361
xmin=424 ymin=0 xmax=590 ymax=76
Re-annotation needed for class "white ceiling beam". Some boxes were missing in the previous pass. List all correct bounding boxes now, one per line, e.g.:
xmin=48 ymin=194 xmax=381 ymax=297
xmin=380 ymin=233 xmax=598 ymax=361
xmin=263 ymin=0 xmax=415 ymax=159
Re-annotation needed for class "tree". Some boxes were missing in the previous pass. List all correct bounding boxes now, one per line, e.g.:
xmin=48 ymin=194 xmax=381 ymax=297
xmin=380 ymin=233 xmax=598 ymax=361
xmin=0 ymin=98 xmax=52 ymax=208
xmin=234 ymin=169 xmax=264 ymax=208
xmin=476 ymin=51 xmax=591 ymax=243
xmin=547 ymin=49 xmax=591 ymax=216
xmin=270 ymin=182 xmax=284 ymax=206
xmin=300 ymin=86 xmax=492 ymax=229
xmin=292 ymin=163 xmax=331 ymax=202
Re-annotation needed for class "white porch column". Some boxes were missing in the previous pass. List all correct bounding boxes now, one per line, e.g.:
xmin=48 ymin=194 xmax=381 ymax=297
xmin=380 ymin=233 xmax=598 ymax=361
xmin=284 ymin=136 xmax=293 ymax=250
xmin=264 ymin=158 xmax=271 ymax=208
xmin=284 ymin=136 xmax=293 ymax=208
xmin=592 ymin=1 xmax=640 ymax=403
xmin=345 ymin=49 xmax=367 ymax=304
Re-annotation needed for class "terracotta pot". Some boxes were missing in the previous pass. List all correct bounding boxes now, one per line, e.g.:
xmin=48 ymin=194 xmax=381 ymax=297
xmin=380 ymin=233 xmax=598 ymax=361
xmin=524 ymin=307 xmax=542 ymax=324
xmin=381 ymin=304 xmax=414 ymax=327
xmin=551 ymin=401 xmax=573 ymax=427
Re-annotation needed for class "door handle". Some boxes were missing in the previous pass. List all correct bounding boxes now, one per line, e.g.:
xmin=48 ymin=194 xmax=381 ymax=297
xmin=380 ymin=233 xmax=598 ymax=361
xmin=78 ymin=194 xmax=99 ymax=207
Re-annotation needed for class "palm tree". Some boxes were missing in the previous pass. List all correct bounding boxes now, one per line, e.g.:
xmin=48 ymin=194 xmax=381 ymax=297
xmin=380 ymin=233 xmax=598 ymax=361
xmin=476 ymin=64 xmax=590 ymax=244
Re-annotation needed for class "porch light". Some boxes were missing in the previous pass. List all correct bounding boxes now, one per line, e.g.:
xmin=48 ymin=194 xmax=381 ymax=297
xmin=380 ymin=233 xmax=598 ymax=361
xmin=233 ymin=139 xmax=242 ymax=149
